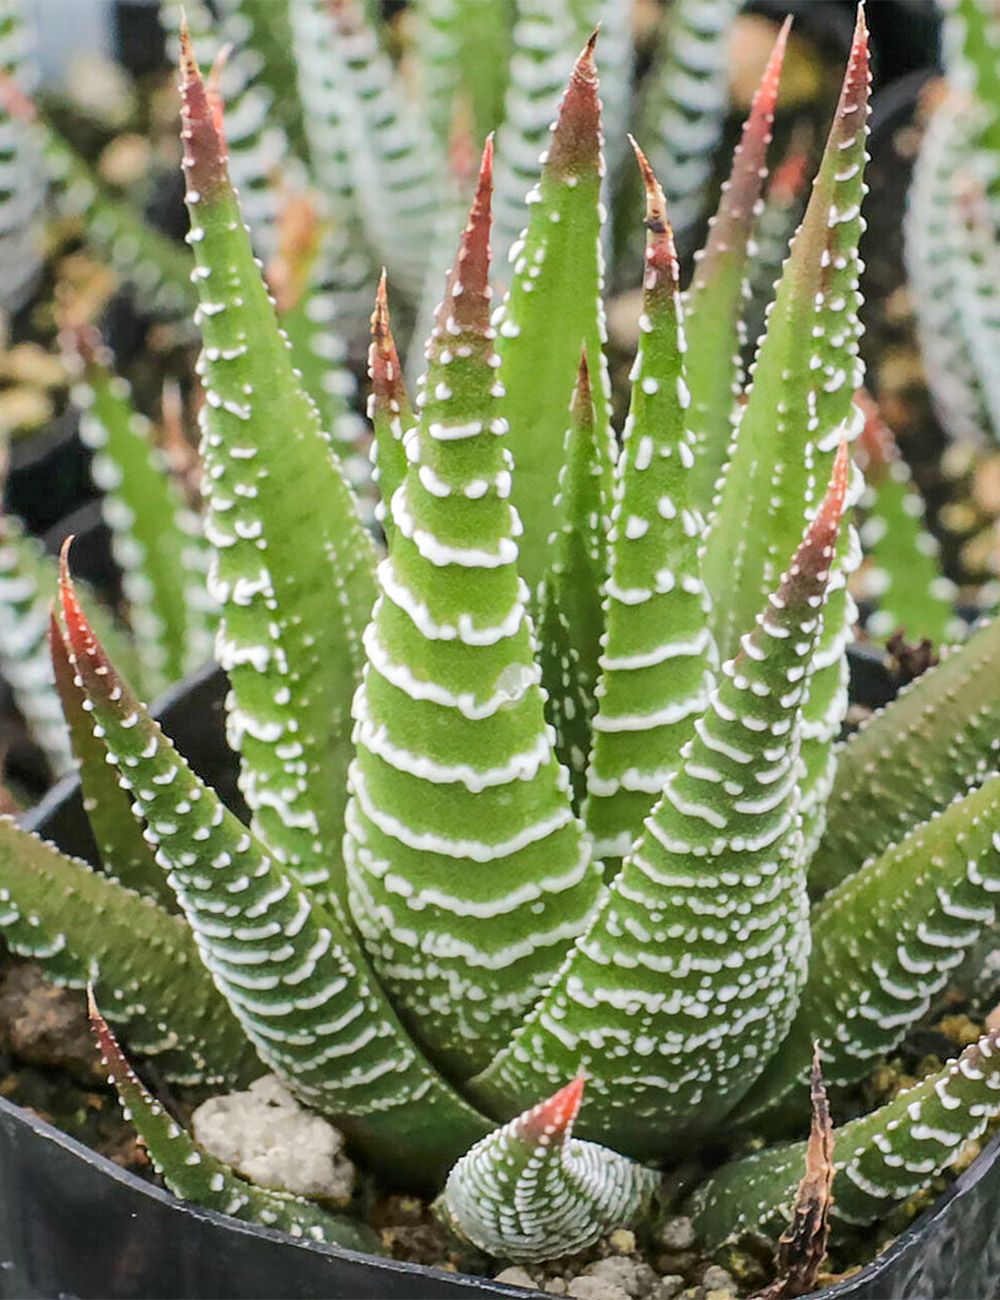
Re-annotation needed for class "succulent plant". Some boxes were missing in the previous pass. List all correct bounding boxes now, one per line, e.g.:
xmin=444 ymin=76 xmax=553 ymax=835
xmin=4 ymin=4 xmax=1000 ymax=1282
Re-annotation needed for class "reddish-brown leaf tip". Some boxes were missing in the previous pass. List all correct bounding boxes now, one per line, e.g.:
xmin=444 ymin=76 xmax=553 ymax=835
xmin=690 ymin=17 xmax=789 ymax=294
xmin=369 ymin=269 xmax=409 ymax=418
xmin=797 ymin=439 xmax=850 ymax=577
xmin=178 ymin=19 xmax=229 ymax=199
xmin=59 ymin=537 xmax=126 ymax=701
xmin=517 ymin=1077 xmax=586 ymax=1144
xmin=546 ymin=32 xmax=601 ymax=181
xmin=434 ymin=135 xmax=494 ymax=341
xmin=629 ymin=135 xmax=679 ymax=297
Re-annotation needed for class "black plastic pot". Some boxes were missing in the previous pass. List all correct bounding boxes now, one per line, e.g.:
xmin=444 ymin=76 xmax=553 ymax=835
xmin=6 ymin=662 xmax=1000 ymax=1299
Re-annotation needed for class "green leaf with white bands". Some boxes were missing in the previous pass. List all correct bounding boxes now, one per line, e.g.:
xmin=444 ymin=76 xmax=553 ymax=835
xmin=690 ymin=1027 xmax=1000 ymax=1249
xmin=72 ymin=340 xmax=214 ymax=695
xmin=810 ymin=615 xmax=1000 ymax=898
xmin=584 ymin=146 xmax=716 ymax=869
xmin=473 ymin=448 xmax=849 ymax=1160
xmin=344 ymin=143 xmax=601 ymax=1081
xmin=703 ymin=10 xmax=870 ymax=660
xmin=90 ymin=998 xmax=382 ymax=1252
xmin=60 ymin=559 xmax=489 ymax=1180
xmin=0 ymin=815 xmax=260 ymax=1086
xmin=441 ymin=1079 xmax=658 ymax=1263
xmin=181 ymin=44 xmax=377 ymax=906
xmin=737 ymin=768 xmax=1000 ymax=1132
xmin=0 ymin=513 xmax=72 ymax=776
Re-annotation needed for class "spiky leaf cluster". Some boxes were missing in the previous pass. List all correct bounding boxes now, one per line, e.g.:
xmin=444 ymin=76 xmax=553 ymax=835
xmin=4 ymin=6 xmax=1000 ymax=1282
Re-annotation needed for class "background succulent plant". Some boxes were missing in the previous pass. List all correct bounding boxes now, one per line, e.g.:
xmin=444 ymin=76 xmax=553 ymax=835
xmin=1 ymin=0 xmax=1000 ymax=1286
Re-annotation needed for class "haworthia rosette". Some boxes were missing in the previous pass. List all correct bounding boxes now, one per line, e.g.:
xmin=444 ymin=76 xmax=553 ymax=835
xmin=59 ymin=553 xmax=489 ymax=1181
xmin=344 ymin=141 xmax=601 ymax=1080
xmin=90 ymin=995 xmax=382 ymax=1252
xmin=180 ymin=29 xmax=377 ymax=905
xmin=474 ymin=447 xmax=850 ymax=1159
xmin=440 ymin=1078 xmax=658 ymax=1262
xmin=584 ymin=145 xmax=715 ymax=867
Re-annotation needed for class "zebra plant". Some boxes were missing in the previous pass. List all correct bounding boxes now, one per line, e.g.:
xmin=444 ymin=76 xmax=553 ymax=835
xmin=5 ymin=8 xmax=1000 ymax=1276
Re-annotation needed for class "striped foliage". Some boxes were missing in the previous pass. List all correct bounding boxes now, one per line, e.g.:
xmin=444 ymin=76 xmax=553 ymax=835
xmin=344 ymin=142 xmax=601 ymax=1080
xmin=852 ymin=392 xmax=957 ymax=644
xmin=905 ymin=0 xmax=1000 ymax=445
xmin=636 ymin=0 xmax=740 ymax=246
xmin=69 ymin=330 xmax=215 ymax=694
xmin=473 ymin=446 xmax=850 ymax=1157
xmin=584 ymin=145 xmax=715 ymax=867
xmin=0 ymin=0 xmax=44 ymax=313
xmin=8 ymin=9 xmax=1000 ymax=1272
xmin=691 ymin=1026 xmax=1000 ymax=1248
xmin=441 ymin=1079 xmax=658 ymax=1262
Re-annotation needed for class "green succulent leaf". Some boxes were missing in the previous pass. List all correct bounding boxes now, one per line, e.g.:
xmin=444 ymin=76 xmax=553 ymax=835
xmin=48 ymin=609 xmax=173 ymax=910
xmin=344 ymin=142 xmax=601 ymax=1081
xmin=0 ymin=814 xmax=259 ymax=1085
xmin=70 ymin=328 xmax=214 ymax=694
xmin=684 ymin=20 xmax=789 ymax=515
xmin=809 ymin=615 xmax=1000 ymax=898
xmin=367 ymin=270 xmax=413 ymax=547
xmin=59 ymin=551 xmax=489 ymax=1180
xmin=90 ymin=994 xmax=383 ymax=1252
xmin=161 ymin=0 xmax=288 ymax=262
xmin=702 ymin=9 xmax=870 ymax=659
xmin=537 ymin=350 xmax=608 ymax=812
xmin=181 ymin=36 xmax=377 ymax=907
xmin=474 ymin=448 xmax=850 ymax=1159
xmin=584 ymin=146 xmax=716 ymax=870
xmin=690 ymin=1026 xmax=1000 ymax=1249
xmin=440 ymin=1079 xmax=658 ymax=1263
xmin=736 ymin=767 xmax=1000 ymax=1131
xmin=496 ymin=33 xmax=615 ymax=596
xmin=413 ymin=0 xmax=512 ymax=150
xmin=853 ymin=393 xmax=957 ymax=644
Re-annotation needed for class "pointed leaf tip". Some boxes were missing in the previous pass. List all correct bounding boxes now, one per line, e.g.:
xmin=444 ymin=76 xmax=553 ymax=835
xmin=546 ymin=35 xmax=601 ymax=180
xmin=435 ymin=135 xmax=494 ymax=339
xmin=519 ymin=1077 xmax=586 ymax=1143
xmin=630 ymin=137 xmax=679 ymax=292
xmin=178 ymin=21 xmax=228 ymax=198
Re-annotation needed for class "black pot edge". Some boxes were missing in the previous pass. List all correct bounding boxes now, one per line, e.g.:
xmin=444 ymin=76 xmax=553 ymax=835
xmin=10 ymin=659 xmax=1000 ymax=1299
xmin=0 ymin=1095 xmax=528 ymax=1300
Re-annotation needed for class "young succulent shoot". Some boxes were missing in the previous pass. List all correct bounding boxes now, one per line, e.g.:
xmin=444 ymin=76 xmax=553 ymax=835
xmin=7 ymin=7 xmax=1000 ymax=1277
xmin=440 ymin=1078 xmax=659 ymax=1262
